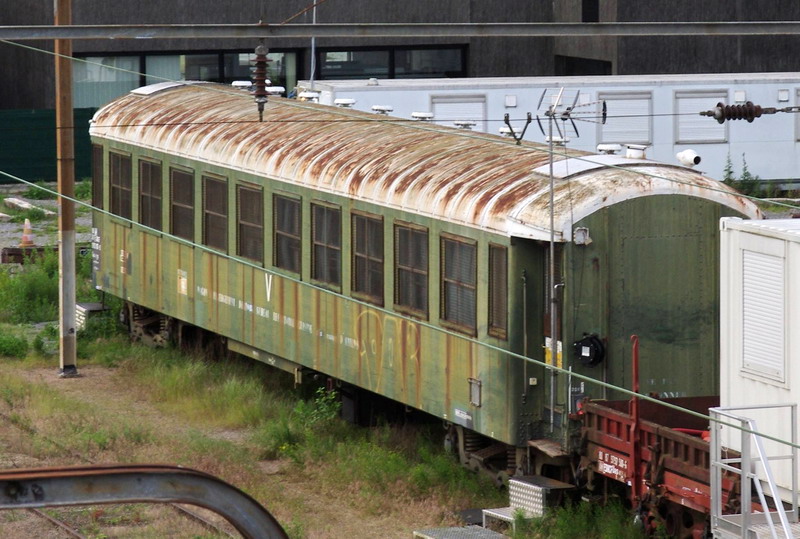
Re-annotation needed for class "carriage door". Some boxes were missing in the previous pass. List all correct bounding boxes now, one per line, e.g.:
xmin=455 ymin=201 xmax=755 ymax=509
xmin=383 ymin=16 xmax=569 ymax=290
xmin=608 ymin=197 xmax=719 ymax=398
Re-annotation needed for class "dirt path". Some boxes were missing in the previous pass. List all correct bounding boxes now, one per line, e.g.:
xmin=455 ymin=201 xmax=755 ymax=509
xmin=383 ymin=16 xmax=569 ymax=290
xmin=0 ymin=361 xmax=459 ymax=538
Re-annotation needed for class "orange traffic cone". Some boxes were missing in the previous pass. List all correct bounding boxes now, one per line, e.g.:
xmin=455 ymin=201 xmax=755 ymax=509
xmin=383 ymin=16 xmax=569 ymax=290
xmin=19 ymin=218 xmax=35 ymax=247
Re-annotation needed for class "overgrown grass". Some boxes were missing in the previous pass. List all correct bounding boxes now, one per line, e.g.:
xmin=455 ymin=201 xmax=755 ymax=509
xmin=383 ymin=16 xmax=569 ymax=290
xmin=0 ymin=250 xmax=60 ymax=323
xmin=513 ymin=500 xmax=643 ymax=539
xmin=23 ymin=180 xmax=57 ymax=200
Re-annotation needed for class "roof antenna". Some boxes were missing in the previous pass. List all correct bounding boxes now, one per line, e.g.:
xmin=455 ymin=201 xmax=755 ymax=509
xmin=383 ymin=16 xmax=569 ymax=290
xmin=253 ymin=43 xmax=269 ymax=122
xmin=503 ymin=112 xmax=532 ymax=145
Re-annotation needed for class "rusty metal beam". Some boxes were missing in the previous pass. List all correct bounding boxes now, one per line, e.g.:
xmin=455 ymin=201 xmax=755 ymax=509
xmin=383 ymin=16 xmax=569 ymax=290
xmin=2 ymin=22 xmax=800 ymax=41
xmin=0 ymin=464 xmax=287 ymax=539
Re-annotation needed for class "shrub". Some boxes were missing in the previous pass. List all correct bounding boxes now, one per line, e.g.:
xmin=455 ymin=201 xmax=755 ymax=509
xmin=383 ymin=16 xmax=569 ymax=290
xmin=75 ymin=179 xmax=92 ymax=201
xmin=0 ymin=333 xmax=29 ymax=358
xmin=24 ymin=181 xmax=57 ymax=200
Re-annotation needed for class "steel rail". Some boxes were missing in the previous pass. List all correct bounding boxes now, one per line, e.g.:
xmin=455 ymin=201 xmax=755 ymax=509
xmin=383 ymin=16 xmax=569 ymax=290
xmin=0 ymin=464 xmax=288 ymax=539
xmin=26 ymin=507 xmax=87 ymax=539
xmin=2 ymin=22 xmax=800 ymax=41
xmin=0 ymin=409 xmax=245 ymax=537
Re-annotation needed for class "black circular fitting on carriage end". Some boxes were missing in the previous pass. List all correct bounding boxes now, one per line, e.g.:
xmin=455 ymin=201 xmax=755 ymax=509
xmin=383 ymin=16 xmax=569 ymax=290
xmin=573 ymin=334 xmax=605 ymax=367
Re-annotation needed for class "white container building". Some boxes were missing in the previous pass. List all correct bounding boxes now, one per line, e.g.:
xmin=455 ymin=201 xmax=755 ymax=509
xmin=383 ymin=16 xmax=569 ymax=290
xmin=719 ymin=217 xmax=800 ymax=504
xmin=301 ymin=73 xmax=800 ymax=187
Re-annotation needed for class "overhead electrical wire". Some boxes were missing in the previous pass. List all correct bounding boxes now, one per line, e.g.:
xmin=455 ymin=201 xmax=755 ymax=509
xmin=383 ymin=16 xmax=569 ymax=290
xmin=2 ymin=34 xmax=800 ymax=448
xmin=0 ymin=164 xmax=797 ymax=452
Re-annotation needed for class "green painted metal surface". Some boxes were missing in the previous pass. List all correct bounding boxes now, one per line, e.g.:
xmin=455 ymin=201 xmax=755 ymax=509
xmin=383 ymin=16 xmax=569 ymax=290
xmin=92 ymin=149 xmax=537 ymax=446
xmin=564 ymin=195 xmax=745 ymax=401
xmin=0 ymin=108 xmax=95 ymax=182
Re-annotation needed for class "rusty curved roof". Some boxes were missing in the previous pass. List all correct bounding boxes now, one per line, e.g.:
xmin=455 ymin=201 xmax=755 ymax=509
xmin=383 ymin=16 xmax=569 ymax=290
xmin=90 ymin=82 xmax=761 ymax=241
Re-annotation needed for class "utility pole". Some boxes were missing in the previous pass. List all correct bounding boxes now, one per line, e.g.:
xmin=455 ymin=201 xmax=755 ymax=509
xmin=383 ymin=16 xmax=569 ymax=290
xmin=55 ymin=0 xmax=78 ymax=377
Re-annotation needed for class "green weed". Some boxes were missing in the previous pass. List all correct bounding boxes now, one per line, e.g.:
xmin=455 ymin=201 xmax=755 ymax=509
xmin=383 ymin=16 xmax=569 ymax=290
xmin=0 ymin=332 xmax=29 ymax=358
xmin=514 ymin=500 xmax=643 ymax=539
xmin=23 ymin=181 xmax=57 ymax=200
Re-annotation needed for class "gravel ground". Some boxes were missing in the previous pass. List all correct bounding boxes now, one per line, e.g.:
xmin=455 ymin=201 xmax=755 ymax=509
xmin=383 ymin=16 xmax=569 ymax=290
xmin=0 ymin=183 xmax=93 ymax=250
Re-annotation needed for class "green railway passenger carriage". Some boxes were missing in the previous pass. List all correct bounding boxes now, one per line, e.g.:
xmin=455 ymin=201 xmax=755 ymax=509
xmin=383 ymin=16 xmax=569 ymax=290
xmin=89 ymin=82 xmax=760 ymax=478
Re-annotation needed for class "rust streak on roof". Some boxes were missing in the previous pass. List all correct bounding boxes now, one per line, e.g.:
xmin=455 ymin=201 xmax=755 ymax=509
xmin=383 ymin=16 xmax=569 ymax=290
xmin=91 ymin=84 xmax=762 ymax=241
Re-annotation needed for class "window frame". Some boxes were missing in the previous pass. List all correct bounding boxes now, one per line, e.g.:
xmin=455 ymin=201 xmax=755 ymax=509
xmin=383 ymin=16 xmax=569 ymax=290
xmin=352 ymin=212 xmax=384 ymax=306
xmin=488 ymin=244 xmax=508 ymax=340
xmin=169 ymin=167 xmax=195 ymax=242
xmin=202 ymin=175 xmax=228 ymax=252
xmin=273 ymin=194 xmax=302 ymax=274
xmin=91 ymin=144 xmax=104 ymax=211
xmin=138 ymin=158 xmax=162 ymax=231
xmin=237 ymin=184 xmax=264 ymax=263
xmin=394 ymin=222 xmax=429 ymax=319
xmin=311 ymin=202 xmax=342 ymax=287
xmin=440 ymin=233 xmax=478 ymax=335
xmin=109 ymin=151 xmax=132 ymax=220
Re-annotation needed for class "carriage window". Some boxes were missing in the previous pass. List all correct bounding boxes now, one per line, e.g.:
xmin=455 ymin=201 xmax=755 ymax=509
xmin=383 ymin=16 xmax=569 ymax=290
xmin=395 ymin=224 xmax=428 ymax=316
xmin=170 ymin=168 xmax=194 ymax=241
xmin=312 ymin=203 xmax=341 ymax=286
xmin=441 ymin=236 xmax=477 ymax=332
xmin=139 ymin=160 xmax=162 ymax=231
xmin=352 ymin=214 xmax=383 ymax=304
xmin=238 ymin=185 xmax=263 ymax=263
xmin=274 ymin=195 xmax=301 ymax=273
xmin=202 ymin=176 xmax=228 ymax=252
xmin=109 ymin=152 xmax=132 ymax=220
xmin=489 ymin=245 xmax=508 ymax=339
xmin=92 ymin=144 xmax=104 ymax=211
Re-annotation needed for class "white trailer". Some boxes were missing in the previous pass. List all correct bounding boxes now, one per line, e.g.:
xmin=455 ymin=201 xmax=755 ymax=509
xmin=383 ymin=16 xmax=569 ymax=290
xmin=301 ymin=73 xmax=800 ymax=187
xmin=719 ymin=217 xmax=800 ymax=505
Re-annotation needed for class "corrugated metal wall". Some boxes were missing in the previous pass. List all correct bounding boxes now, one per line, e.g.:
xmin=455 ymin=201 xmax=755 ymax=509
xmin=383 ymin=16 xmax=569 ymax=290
xmin=0 ymin=108 xmax=94 ymax=182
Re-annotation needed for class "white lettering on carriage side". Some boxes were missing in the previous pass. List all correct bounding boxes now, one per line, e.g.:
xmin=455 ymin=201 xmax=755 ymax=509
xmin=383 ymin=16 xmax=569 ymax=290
xmin=265 ymin=273 xmax=273 ymax=303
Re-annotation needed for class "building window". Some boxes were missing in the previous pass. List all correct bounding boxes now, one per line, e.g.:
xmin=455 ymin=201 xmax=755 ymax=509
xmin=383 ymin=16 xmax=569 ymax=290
xmin=431 ymin=94 xmax=487 ymax=132
xmin=742 ymin=249 xmax=785 ymax=382
xmin=318 ymin=46 xmax=466 ymax=80
xmin=109 ymin=152 xmax=132 ymax=220
xmin=441 ymin=235 xmax=477 ymax=332
xmin=237 ymin=185 xmax=263 ymax=263
xmin=139 ymin=160 xmax=162 ymax=231
xmin=91 ymin=144 xmax=103 ymax=211
xmin=675 ymin=90 xmax=728 ymax=144
xmin=598 ymin=92 xmax=652 ymax=145
xmin=274 ymin=195 xmax=301 ymax=273
xmin=74 ymin=56 xmax=140 ymax=108
xmin=202 ymin=176 xmax=228 ymax=252
xmin=352 ymin=214 xmax=383 ymax=304
xmin=582 ymin=0 xmax=599 ymax=22
xmin=395 ymin=224 xmax=428 ymax=317
xmin=311 ymin=203 xmax=341 ymax=286
xmin=488 ymin=245 xmax=508 ymax=339
xmin=170 ymin=168 xmax=194 ymax=242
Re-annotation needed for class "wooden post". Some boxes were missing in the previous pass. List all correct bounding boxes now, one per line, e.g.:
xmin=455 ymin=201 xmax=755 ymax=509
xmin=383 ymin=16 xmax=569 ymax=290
xmin=55 ymin=0 xmax=78 ymax=377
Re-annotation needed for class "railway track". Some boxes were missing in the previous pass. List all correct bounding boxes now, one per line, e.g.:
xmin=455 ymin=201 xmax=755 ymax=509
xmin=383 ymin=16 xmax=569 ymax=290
xmin=0 ymin=408 xmax=238 ymax=537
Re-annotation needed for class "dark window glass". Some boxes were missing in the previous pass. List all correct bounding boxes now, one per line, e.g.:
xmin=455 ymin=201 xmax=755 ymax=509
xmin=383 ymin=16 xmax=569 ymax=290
xmin=109 ymin=152 xmax=132 ymax=219
xmin=441 ymin=236 xmax=477 ymax=331
xmin=353 ymin=214 xmax=383 ymax=304
xmin=274 ymin=195 xmax=301 ymax=273
xmin=170 ymin=168 xmax=194 ymax=242
xmin=91 ymin=144 xmax=103 ymax=211
xmin=582 ymin=0 xmax=599 ymax=22
xmin=139 ymin=160 xmax=162 ymax=231
xmin=395 ymin=225 xmax=428 ymax=316
xmin=312 ymin=204 xmax=341 ymax=285
xmin=489 ymin=245 xmax=508 ymax=338
xmin=394 ymin=48 xmax=464 ymax=78
xmin=202 ymin=176 xmax=228 ymax=252
xmin=238 ymin=185 xmax=263 ymax=262
xmin=320 ymin=50 xmax=390 ymax=79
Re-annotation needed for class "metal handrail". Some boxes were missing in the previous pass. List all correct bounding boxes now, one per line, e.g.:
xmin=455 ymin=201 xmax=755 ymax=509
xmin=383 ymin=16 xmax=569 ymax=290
xmin=710 ymin=404 xmax=798 ymax=539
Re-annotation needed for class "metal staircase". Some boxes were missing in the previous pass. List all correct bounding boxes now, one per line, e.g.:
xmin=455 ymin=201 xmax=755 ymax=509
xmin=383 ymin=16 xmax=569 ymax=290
xmin=711 ymin=404 xmax=800 ymax=539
